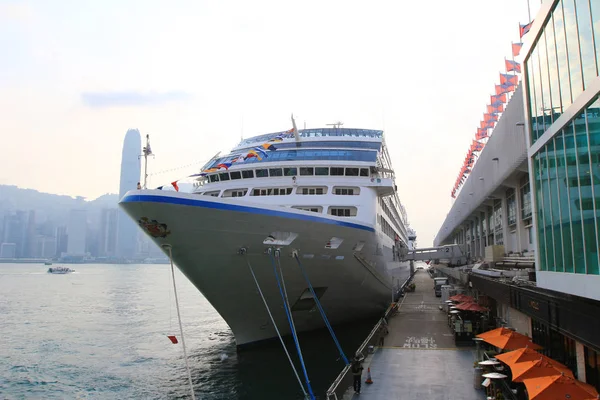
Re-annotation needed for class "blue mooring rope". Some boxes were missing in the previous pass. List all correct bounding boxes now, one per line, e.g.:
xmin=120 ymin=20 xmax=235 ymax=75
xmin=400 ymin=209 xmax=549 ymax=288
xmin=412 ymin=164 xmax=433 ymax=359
xmin=294 ymin=254 xmax=350 ymax=365
xmin=269 ymin=253 xmax=316 ymax=400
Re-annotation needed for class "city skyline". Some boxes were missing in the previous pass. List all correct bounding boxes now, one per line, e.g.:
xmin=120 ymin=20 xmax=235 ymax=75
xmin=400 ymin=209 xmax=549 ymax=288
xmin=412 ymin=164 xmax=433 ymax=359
xmin=117 ymin=128 xmax=142 ymax=258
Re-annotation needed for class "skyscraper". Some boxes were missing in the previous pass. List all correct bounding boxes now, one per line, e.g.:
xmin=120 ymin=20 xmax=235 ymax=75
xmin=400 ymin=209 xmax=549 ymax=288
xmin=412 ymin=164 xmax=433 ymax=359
xmin=66 ymin=209 xmax=87 ymax=256
xmin=99 ymin=208 xmax=118 ymax=257
xmin=117 ymin=129 xmax=141 ymax=258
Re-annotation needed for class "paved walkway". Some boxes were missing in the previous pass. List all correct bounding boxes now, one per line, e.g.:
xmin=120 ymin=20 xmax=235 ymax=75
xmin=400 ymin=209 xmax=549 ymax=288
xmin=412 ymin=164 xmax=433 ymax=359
xmin=347 ymin=269 xmax=486 ymax=400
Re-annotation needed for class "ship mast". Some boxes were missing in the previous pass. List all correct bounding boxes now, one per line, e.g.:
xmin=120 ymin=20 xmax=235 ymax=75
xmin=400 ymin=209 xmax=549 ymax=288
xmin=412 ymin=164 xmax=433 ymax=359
xmin=140 ymin=134 xmax=154 ymax=189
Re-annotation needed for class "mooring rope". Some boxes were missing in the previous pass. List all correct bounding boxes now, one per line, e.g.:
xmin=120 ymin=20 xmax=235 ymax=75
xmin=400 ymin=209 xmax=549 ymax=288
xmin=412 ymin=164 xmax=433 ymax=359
xmin=269 ymin=251 xmax=316 ymax=400
xmin=243 ymin=254 xmax=308 ymax=399
xmin=165 ymin=246 xmax=196 ymax=400
xmin=293 ymin=253 xmax=349 ymax=365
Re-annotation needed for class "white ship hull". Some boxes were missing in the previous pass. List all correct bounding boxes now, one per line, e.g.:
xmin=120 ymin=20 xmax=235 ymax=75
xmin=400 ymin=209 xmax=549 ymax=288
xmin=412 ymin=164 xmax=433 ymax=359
xmin=120 ymin=190 xmax=409 ymax=347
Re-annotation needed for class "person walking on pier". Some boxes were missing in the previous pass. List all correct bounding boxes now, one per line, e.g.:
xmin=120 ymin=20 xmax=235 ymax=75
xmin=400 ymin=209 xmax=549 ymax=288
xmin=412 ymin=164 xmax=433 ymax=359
xmin=351 ymin=353 xmax=365 ymax=394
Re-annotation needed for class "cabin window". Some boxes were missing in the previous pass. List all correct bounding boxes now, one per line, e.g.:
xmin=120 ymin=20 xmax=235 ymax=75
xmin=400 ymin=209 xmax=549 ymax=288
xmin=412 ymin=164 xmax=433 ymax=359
xmin=329 ymin=207 xmax=357 ymax=217
xmin=269 ymin=168 xmax=283 ymax=177
xmin=330 ymin=167 xmax=344 ymax=176
xmin=315 ymin=167 xmax=329 ymax=176
xmin=242 ymin=170 xmax=254 ymax=179
xmin=204 ymin=191 xmax=220 ymax=197
xmin=230 ymin=171 xmax=242 ymax=180
xmin=223 ymin=189 xmax=247 ymax=197
xmin=292 ymin=206 xmax=322 ymax=213
xmin=345 ymin=168 xmax=359 ymax=176
xmin=251 ymin=187 xmax=293 ymax=196
xmin=360 ymin=168 xmax=369 ymax=177
xmin=300 ymin=167 xmax=314 ymax=176
xmin=256 ymin=169 xmax=268 ymax=178
xmin=284 ymin=167 xmax=297 ymax=176
xmin=219 ymin=173 xmax=230 ymax=181
xmin=298 ymin=187 xmax=327 ymax=195
xmin=333 ymin=187 xmax=359 ymax=195
xmin=209 ymin=174 xmax=219 ymax=182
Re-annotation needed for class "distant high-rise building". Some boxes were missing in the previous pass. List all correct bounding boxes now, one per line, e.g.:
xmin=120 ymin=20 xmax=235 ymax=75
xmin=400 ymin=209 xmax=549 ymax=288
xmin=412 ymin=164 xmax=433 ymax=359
xmin=66 ymin=209 xmax=87 ymax=256
xmin=25 ymin=210 xmax=36 ymax=257
xmin=117 ymin=129 xmax=141 ymax=258
xmin=99 ymin=208 xmax=118 ymax=257
xmin=2 ymin=211 xmax=27 ymax=258
xmin=55 ymin=226 xmax=68 ymax=257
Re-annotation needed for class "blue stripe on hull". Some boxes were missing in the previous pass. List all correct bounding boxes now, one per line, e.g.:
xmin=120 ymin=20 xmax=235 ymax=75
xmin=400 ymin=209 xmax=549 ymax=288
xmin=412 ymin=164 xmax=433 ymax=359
xmin=120 ymin=194 xmax=375 ymax=232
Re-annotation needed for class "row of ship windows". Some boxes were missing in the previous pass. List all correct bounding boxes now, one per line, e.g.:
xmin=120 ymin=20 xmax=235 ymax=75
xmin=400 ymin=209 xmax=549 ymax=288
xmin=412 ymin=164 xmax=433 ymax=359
xmin=378 ymin=214 xmax=399 ymax=241
xmin=289 ymin=206 xmax=357 ymax=217
xmin=199 ymin=186 xmax=360 ymax=197
xmin=378 ymin=197 xmax=402 ymax=238
xmin=207 ymin=167 xmax=372 ymax=183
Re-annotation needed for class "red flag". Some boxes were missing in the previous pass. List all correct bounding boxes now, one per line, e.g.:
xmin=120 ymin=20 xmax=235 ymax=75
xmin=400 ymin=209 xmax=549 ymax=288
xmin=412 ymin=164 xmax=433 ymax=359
xmin=500 ymin=73 xmax=519 ymax=86
xmin=512 ymin=42 xmax=523 ymax=57
xmin=505 ymin=60 xmax=522 ymax=73
xmin=167 ymin=335 xmax=178 ymax=344
xmin=171 ymin=181 xmax=179 ymax=192
xmin=520 ymin=21 xmax=533 ymax=38
xmin=491 ymin=94 xmax=507 ymax=104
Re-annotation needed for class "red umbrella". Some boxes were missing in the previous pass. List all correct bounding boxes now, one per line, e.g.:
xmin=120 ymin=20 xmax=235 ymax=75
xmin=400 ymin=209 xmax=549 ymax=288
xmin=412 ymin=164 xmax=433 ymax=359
xmin=454 ymin=302 xmax=489 ymax=312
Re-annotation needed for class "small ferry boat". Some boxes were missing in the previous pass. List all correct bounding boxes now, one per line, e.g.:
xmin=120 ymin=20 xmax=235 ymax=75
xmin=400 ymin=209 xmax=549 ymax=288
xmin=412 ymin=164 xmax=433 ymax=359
xmin=44 ymin=260 xmax=52 ymax=265
xmin=47 ymin=266 xmax=74 ymax=274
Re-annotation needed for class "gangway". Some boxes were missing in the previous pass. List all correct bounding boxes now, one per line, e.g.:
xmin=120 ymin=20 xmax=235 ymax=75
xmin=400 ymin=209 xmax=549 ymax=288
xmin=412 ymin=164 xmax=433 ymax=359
xmin=398 ymin=244 xmax=467 ymax=266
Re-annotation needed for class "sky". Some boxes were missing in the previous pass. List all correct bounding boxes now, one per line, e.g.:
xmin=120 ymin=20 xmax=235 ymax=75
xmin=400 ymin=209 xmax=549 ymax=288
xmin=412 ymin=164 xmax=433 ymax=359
xmin=0 ymin=0 xmax=540 ymax=247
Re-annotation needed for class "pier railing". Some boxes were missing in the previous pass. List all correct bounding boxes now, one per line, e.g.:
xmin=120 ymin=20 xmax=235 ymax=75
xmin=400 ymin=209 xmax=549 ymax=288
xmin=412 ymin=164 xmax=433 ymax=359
xmin=325 ymin=271 xmax=415 ymax=400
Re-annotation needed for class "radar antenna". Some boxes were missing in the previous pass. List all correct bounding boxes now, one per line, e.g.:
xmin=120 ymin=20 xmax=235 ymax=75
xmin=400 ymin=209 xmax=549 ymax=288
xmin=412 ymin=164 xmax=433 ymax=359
xmin=326 ymin=121 xmax=344 ymax=129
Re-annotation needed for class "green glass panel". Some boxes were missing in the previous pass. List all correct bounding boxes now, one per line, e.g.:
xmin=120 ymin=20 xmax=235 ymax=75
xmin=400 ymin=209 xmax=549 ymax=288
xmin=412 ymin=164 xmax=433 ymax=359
xmin=539 ymin=31 xmax=554 ymax=128
xmin=575 ymin=0 xmax=599 ymax=88
xmin=564 ymin=121 xmax=585 ymax=274
xmin=532 ymin=46 xmax=547 ymax=141
xmin=589 ymin=98 xmax=600 ymax=275
xmin=555 ymin=132 xmax=575 ymax=272
xmin=534 ymin=153 xmax=547 ymax=271
xmin=554 ymin=2 xmax=573 ymax=109
xmin=545 ymin=15 xmax=562 ymax=119
xmin=565 ymin=121 xmax=586 ymax=273
xmin=575 ymin=108 xmax=599 ymax=274
xmin=564 ymin=0 xmax=584 ymax=100
xmin=541 ymin=147 xmax=556 ymax=271
xmin=548 ymin=140 xmax=564 ymax=272
xmin=527 ymin=56 xmax=539 ymax=144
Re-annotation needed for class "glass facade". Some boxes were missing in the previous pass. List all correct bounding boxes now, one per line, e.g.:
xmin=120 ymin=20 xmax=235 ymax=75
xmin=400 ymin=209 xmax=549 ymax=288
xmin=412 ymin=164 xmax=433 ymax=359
xmin=532 ymin=97 xmax=600 ymax=275
xmin=526 ymin=0 xmax=600 ymax=144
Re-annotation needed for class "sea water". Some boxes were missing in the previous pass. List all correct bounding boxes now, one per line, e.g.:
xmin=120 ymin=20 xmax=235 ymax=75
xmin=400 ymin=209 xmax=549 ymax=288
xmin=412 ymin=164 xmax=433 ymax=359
xmin=0 ymin=264 xmax=376 ymax=399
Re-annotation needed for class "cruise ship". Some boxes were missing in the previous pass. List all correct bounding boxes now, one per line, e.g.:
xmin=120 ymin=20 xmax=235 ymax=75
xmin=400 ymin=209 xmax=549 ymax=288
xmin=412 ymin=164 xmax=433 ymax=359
xmin=119 ymin=123 xmax=415 ymax=347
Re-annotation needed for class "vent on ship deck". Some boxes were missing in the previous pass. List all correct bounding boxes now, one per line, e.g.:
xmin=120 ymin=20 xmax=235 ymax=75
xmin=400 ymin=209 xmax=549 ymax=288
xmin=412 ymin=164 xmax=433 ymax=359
xmin=291 ymin=287 xmax=328 ymax=311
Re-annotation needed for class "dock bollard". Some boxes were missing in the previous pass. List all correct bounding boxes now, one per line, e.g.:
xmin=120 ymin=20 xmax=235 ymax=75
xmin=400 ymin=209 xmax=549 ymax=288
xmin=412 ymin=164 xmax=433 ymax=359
xmin=365 ymin=368 xmax=373 ymax=384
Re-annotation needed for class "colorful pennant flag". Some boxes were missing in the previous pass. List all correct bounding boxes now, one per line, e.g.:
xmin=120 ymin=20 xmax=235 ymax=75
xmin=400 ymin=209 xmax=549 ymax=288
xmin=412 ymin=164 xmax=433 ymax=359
xmin=520 ymin=21 xmax=533 ymax=38
xmin=512 ymin=42 xmax=523 ymax=57
xmin=500 ymin=73 xmax=519 ymax=86
xmin=171 ymin=181 xmax=179 ymax=192
xmin=259 ymin=143 xmax=277 ymax=151
xmin=505 ymin=59 xmax=522 ymax=73
xmin=491 ymin=94 xmax=507 ymax=105
xmin=216 ymin=162 xmax=232 ymax=170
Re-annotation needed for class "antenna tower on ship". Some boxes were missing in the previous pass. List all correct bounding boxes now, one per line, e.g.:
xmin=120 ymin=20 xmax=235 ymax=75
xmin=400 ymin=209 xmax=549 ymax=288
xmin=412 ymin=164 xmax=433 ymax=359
xmin=326 ymin=121 xmax=344 ymax=129
xmin=139 ymin=134 xmax=154 ymax=189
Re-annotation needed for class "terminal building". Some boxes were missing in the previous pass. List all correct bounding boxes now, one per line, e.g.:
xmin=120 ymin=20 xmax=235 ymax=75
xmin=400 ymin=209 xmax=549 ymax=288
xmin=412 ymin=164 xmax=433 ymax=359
xmin=434 ymin=0 xmax=600 ymax=390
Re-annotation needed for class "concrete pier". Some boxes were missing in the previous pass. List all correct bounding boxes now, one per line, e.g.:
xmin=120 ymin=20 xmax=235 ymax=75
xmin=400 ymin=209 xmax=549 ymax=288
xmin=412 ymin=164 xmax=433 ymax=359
xmin=342 ymin=269 xmax=486 ymax=399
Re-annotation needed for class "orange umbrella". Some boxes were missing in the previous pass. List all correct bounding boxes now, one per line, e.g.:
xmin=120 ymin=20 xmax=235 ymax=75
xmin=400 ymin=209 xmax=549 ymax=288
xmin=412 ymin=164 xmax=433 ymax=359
xmin=454 ymin=301 xmax=489 ymax=312
xmin=477 ymin=327 xmax=517 ymax=340
xmin=522 ymin=374 xmax=599 ymax=400
xmin=496 ymin=348 xmax=568 ymax=370
xmin=477 ymin=330 xmax=542 ymax=351
xmin=510 ymin=358 xmax=574 ymax=382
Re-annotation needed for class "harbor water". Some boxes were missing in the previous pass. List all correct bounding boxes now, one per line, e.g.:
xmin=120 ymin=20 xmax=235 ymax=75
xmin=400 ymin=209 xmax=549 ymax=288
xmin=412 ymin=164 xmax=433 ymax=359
xmin=0 ymin=264 xmax=377 ymax=399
